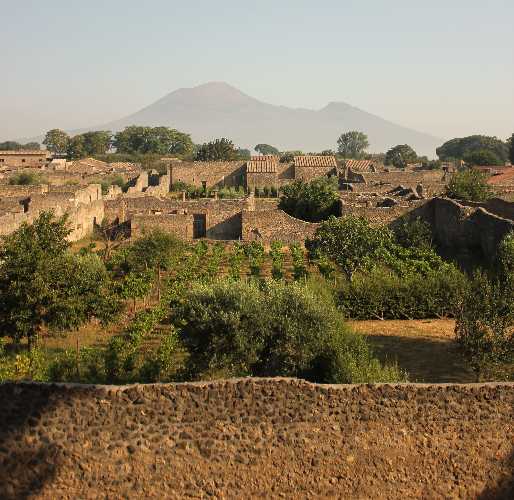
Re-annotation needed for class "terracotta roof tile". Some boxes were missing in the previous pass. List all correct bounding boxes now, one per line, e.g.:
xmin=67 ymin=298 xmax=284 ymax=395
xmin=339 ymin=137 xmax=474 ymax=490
xmin=344 ymin=159 xmax=374 ymax=171
xmin=250 ymin=155 xmax=279 ymax=163
xmin=293 ymin=156 xmax=337 ymax=167
xmin=246 ymin=160 xmax=278 ymax=173
xmin=487 ymin=167 xmax=514 ymax=185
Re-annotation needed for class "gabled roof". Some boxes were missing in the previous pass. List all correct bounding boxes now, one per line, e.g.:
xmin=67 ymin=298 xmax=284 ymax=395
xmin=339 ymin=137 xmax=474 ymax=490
xmin=250 ymin=155 xmax=279 ymax=163
xmin=246 ymin=160 xmax=277 ymax=173
xmin=293 ymin=155 xmax=337 ymax=167
xmin=344 ymin=159 xmax=374 ymax=172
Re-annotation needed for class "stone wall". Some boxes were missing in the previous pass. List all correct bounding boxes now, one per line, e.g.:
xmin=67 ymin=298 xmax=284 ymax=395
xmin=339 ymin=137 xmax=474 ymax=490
xmin=294 ymin=165 xmax=336 ymax=181
xmin=131 ymin=213 xmax=194 ymax=239
xmin=242 ymin=209 xmax=320 ymax=243
xmin=0 ymin=379 xmax=512 ymax=499
xmin=459 ymin=197 xmax=514 ymax=221
xmin=408 ymin=197 xmax=514 ymax=261
xmin=170 ymin=161 xmax=246 ymax=189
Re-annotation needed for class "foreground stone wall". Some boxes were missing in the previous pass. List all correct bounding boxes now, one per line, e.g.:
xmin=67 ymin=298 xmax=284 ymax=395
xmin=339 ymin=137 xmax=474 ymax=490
xmin=0 ymin=379 xmax=512 ymax=499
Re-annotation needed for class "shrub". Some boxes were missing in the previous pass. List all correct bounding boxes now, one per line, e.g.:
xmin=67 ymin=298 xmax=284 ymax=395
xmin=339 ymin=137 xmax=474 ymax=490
xmin=269 ymin=241 xmax=284 ymax=280
xmin=279 ymin=177 xmax=340 ymax=222
xmin=8 ymin=172 xmax=44 ymax=186
xmin=337 ymin=266 xmax=467 ymax=320
xmin=171 ymin=279 xmax=404 ymax=383
xmin=454 ymin=272 xmax=514 ymax=381
xmin=393 ymin=217 xmax=433 ymax=249
xmin=228 ymin=243 xmax=245 ymax=280
xmin=446 ymin=169 xmax=492 ymax=202
xmin=244 ymin=241 xmax=265 ymax=277
xmin=290 ymin=242 xmax=308 ymax=280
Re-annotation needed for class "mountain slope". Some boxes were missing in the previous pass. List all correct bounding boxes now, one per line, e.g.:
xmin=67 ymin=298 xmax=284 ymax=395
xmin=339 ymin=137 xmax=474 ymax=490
xmin=102 ymin=82 xmax=441 ymax=156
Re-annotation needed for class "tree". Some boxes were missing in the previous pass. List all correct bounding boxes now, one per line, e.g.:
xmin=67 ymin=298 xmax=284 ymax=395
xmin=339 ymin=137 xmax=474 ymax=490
xmin=455 ymin=271 xmax=514 ymax=381
xmin=254 ymin=144 xmax=279 ymax=156
xmin=445 ymin=169 xmax=492 ymax=202
xmin=43 ymin=129 xmax=70 ymax=154
xmin=306 ymin=215 xmax=391 ymax=281
xmin=67 ymin=134 xmax=86 ymax=160
xmin=463 ymin=149 xmax=502 ymax=166
xmin=8 ymin=172 xmax=43 ymax=186
xmin=384 ymin=144 xmax=418 ymax=168
xmin=279 ymin=177 xmax=340 ymax=222
xmin=0 ymin=141 xmax=40 ymax=151
xmin=0 ymin=212 xmax=120 ymax=348
xmin=113 ymin=126 xmax=193 ymax=156
xmin=171 ymin=279 xmax=403 ymax=383
xmin=81 ymin=131 xmax=112 ymax=155
xmin=509 ymin=133 xmax=514 ymax=165
xmin=337 ymin=131 xmax=369 ymax=159
xmin=436 ymin=135 xmax=509 ymax=163
xmin=24 ymin=142 xmax=40 ymax=150
xmin=195 ymin=138 xmax=238 ymax=161
xmin=236 ymin=148 xmax=251 ymax=160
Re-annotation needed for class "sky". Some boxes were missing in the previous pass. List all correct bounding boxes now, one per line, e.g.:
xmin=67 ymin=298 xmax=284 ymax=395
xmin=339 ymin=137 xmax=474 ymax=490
xmin=1 ymin=0 xmax=513 ymax=143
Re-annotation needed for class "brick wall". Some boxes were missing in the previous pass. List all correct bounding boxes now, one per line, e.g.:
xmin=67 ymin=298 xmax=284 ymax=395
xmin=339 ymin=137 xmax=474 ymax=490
xmin=0 ymin=379 xmax=512 ymax=499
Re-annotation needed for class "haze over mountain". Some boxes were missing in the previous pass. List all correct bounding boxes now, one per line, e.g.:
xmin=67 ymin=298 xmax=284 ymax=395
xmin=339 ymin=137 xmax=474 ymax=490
xmin=96 ymin=82 xmax=442 ymax=157
xmin=22 ymin=82 xmax=443 ymax=157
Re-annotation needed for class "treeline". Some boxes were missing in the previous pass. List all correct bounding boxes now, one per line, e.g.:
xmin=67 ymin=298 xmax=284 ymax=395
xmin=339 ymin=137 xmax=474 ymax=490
xmin=0 ymin=140 xmax=40 ymax=151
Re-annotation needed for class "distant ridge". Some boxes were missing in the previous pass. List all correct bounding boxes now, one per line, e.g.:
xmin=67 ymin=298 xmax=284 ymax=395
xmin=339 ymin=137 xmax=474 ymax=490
xmin=25 ymin=82 xmax=444 ymax=156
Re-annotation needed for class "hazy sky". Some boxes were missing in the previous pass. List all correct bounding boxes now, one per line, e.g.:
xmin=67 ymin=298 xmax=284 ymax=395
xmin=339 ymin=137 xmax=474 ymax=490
xmin=1 ymin=0 xmax=513 ymax=142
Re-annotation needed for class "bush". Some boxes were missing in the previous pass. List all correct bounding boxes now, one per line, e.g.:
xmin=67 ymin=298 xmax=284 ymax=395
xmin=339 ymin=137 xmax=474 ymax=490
xmin=228 ymin=243 xmax=245 ymax=280
xmin=279 ymin=177 xmax=340 ymax=222
xmin=446 ymin=169 xmax=492 ymax=202
xmin=8 ymin=172 xmax=44 ymax=185
xmin=393 ymin=217 xmax=433 ymax=249
xmin=290 ymin=242 xmax=308 ymax=280
xmin=244 ymin=241 xmax=265 ymax=277
xmin=171 ymin=279 xmax=404 ymax=383
xmin=269 ymin=241 xmax=284 ymax=280
xmin=454 ymin=272 xmax=514 ymax=381
xmin=337 ymin=266 xmax=467 ymax=320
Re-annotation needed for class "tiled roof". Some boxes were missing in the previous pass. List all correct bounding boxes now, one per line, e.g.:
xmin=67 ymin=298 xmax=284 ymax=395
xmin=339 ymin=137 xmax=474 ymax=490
xmin=246 ymin=160 xmax=278 ymax=173
xmin=0 ymin=150 xmax=48 ymax=156
xmin=250 ymin=155 xmax=279 ymax=163
xmin=293 ymin=156 xmax=337 ymax=167
xmin=344 ymin=159 xmax=374 ymax=171
xmin=487 ymin=167 xmax=514 ymax=185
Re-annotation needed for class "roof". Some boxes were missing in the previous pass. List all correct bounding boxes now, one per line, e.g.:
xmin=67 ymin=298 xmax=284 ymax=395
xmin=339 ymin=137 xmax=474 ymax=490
xmin=250 ymin=155 xmax=279 ymax=163
xmin=246 ymin=160 xmax=277 ymax=173
xmin=0 ymin=150 xmax=48 ymax=156
xmin=293 ymin=156 xmax=337 ymax=167
xmin=344 ymin=159 xmax=374 ymax=171
xmin=487 ymin=167 xmax=514 ymax=185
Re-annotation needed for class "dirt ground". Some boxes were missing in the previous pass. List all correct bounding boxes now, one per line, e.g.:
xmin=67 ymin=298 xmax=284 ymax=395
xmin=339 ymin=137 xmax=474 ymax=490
xmin=350 ymin=319 xmax=478 ymax=383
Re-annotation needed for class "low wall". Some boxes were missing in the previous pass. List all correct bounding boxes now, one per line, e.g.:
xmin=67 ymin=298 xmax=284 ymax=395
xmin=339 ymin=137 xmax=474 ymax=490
xmin=0 ymin=379 xmax=512 ymax=499
xmin=242 ymin=209 xmax=320 ymax=243
xmin=131 ymin=213 xmax=194 ymax=239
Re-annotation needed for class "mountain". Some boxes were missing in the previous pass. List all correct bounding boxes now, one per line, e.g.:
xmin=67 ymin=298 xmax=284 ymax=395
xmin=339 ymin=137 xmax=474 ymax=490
xmin=26 ymin=82 xmax=444 ymax=156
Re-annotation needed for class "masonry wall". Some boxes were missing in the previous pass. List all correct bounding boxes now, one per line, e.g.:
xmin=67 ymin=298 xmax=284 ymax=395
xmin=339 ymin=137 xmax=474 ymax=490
xmin=170 ymin=161 xmax=246 ymax=189
xmin=294 ymin=165 xmax=336 ymax=181
xmin=242 ymin=209 xmax=320 ymax=243
xmin=408 ymin=197 xmax=514 ymax=261
xmin=131 ymin=213 xmax=194 ymax=239
xmin=0 ymin=379 xmax=512 ymax=499
xmin=0 ymin=152 xmax=49 ymax=168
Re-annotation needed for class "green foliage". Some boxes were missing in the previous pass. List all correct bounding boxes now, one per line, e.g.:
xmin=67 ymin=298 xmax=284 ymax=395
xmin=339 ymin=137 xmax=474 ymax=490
xmin=338 ymin=266 xmax=466 ymax=320
xmin=195 ymin=138 xmax=239 ymax=161
xmin=393 ymin=217 xmax=433 ymax=250
xmin=307 ymin=215 xmax=390 ymax=281
xmin=0 ymin=212 xmax=120 ymax=344
xmin=254 ymin=144 xmax=279 ymax=156
xmin=244 ymin=241 xmax=265 ymax=277
xmin=509 ymin=133 xmax=514 ymax=165
xmin=279 ymin=151 xmax=303 ymax=163
xmin=206 ymin=243 xmax=225 ymax=278
xmin=279 ymin=177 xmax=340 ymax=222
xmin=436 ymin=135 xmax=509 ymax=163
xmin=236 ymin=148 xmax=251 ymax=160
xmin=446 ymin=169 xmax=492 ymax=201
xmin=464 ymin=149 xmax=502 ymax=166
xmin=43 ymin=129 xmax=70 ymax=154
xmin=218 ymin=186 xmax=245 ymax=199
xmin=498 ymin=231 xmax=514 ymax=278
xmin=228 ymin=243 xmax=245 ymax=280
xmin=171 ymin=279 xmax=404 ymax=383
xmin=8 ymin=172 xmax=44 ymax=185
xmin=269 ymin=241 xmax=284 ymax=280
xmin=114 ymin=126 xmax=194 ymax=156
xmin=384 ymin=144 xmax=418 ymax=168
xmin=290 ymin=242 xmax=308 ymax=280
xmin=67 ymin=131 xmax=112 ymax=159
xmin=454 ymin=272 xmax=514 ymax=381
xmin=0 ymin=141 xmax=40 ymax=151
xmin=337 ymin=131 xmax=369 ymax=158
xmin=0 ymin=340 xmax=48 ymax=382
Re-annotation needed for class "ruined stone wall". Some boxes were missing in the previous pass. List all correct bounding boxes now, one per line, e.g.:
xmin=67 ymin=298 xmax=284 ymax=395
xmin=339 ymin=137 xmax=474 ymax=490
xmin=0 ymin=379 xmax=512 ymax=499
xmin=131 ymin=213 xmax=194 ymax=239
xmin=0 ymin=185 xmax=48 ymax=197
xmin=170 ymin=161 xmax=246 ymax=189
xmin=409 ymin=197 xmax=514 ymax=261
xmin=246 ymin=171 xmax=277 ymax=189
xmin=341 ymin=203 xmax=419 ymax=226
xmin=144 ymin=173 xmax=170 ymax=197
xmin=242 ymin=209 xmax=319 ymax=243
xmin=459 ymin=197 xmax=514 ymax=221
xmin=0 ymin=151 xmax=49 ymax=168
